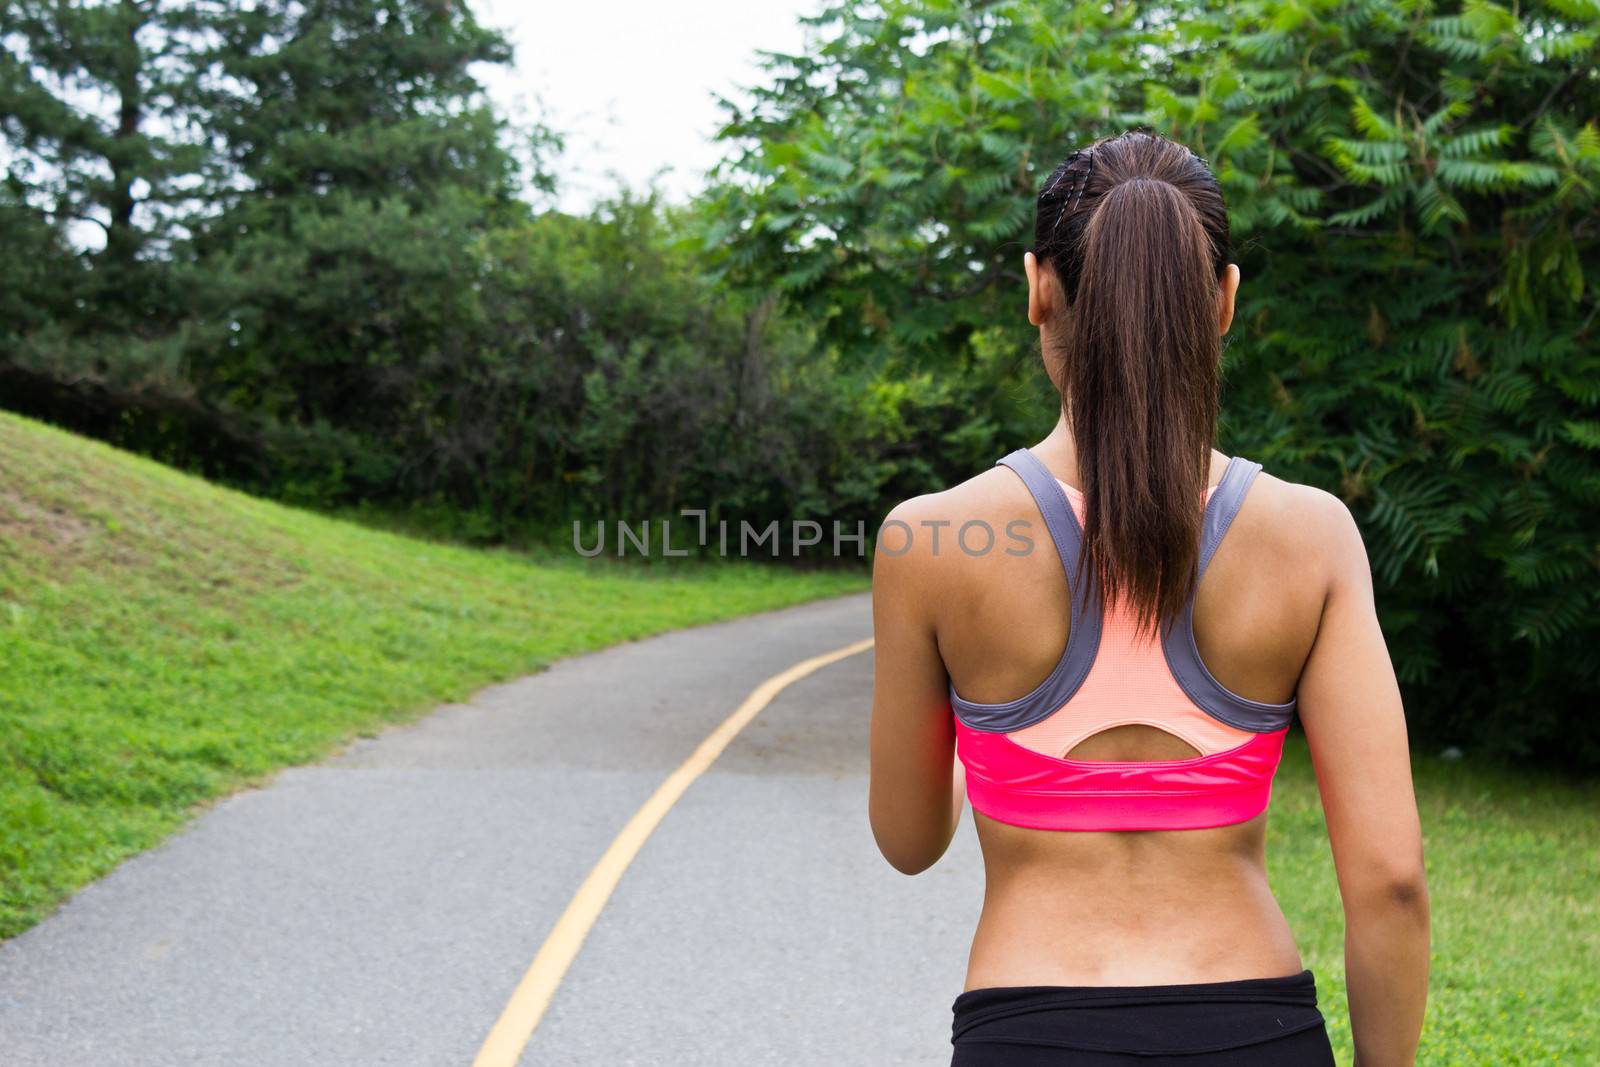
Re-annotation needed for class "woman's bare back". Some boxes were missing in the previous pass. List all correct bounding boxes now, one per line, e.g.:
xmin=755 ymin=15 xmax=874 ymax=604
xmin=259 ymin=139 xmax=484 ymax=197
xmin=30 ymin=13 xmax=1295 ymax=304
xmin=898 ymin=440 xmax=1336 ymax=988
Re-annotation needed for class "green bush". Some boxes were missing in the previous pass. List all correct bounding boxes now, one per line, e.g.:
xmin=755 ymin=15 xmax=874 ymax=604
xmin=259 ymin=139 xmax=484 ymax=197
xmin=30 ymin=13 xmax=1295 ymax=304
xmin=702 ymin=0 xmax=1600 ymax=770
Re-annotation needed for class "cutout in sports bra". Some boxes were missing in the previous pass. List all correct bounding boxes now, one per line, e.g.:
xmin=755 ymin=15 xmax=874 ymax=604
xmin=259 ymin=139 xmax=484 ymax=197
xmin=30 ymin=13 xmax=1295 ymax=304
xmin=950 ymin=448 xmax=1297 ymax=832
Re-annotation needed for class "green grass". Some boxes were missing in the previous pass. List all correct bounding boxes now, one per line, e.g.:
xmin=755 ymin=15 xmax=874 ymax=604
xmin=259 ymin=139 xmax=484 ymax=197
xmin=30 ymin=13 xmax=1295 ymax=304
xmin=0 ymin=409 xmax=866 ymax=939
xmin=1269 ymin=733 xmax=1600 ymax=1065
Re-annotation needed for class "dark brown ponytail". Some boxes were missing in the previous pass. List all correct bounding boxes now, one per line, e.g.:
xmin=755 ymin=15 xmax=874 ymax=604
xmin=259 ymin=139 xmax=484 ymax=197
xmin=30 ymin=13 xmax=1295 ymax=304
xmin=1033 ymin=129 xmax=1232 ymax=640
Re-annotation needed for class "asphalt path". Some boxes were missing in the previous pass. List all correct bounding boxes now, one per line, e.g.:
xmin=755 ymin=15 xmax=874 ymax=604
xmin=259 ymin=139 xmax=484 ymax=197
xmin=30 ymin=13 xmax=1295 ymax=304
xmin=0 ymin=592 xmax=984 ymax=1065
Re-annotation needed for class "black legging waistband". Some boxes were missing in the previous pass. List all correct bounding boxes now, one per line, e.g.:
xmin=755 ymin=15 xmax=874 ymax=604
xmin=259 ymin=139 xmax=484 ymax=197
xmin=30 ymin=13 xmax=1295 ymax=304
xmin=951 ymin=968 xmax=1333 ymax=1061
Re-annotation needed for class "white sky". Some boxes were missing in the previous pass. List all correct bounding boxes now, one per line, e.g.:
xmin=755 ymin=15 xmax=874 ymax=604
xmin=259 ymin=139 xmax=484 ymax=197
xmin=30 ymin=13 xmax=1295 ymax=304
xmin=470 ymin=0 xmax=819 ymax=215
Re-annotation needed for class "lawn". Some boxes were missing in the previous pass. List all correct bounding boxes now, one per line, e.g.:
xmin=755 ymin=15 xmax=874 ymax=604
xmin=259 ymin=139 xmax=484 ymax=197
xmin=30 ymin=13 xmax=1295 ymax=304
xmin=0 ymin=410 xmax=866 ymax=939
xmin=1269 ymin=732 xmax=1600 ymax=1065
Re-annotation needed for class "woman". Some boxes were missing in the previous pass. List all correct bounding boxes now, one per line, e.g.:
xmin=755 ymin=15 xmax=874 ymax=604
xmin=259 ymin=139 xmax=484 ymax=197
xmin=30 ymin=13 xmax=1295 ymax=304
xmin=868 ymin=129 xmax=1430 ymax=1066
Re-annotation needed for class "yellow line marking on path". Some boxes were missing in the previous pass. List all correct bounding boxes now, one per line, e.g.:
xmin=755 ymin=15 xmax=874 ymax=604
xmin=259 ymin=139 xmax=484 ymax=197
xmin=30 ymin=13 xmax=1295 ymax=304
xmin=472 ymin=636 xmax=876 ymax=1067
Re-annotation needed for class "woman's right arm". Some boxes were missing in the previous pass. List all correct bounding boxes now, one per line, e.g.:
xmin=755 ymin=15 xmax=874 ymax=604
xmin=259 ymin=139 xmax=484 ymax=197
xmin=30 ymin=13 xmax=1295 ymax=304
xmin=1295 ymin=489 xmax=1431 ymax=1067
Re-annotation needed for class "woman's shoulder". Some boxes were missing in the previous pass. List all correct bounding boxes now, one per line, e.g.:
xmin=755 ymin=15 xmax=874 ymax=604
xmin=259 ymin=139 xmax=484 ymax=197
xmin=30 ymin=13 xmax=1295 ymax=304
xmin=878 ymin=467 xmax=1031 ymax=549
xmin=1246 ymin=468 xmax=1358 ymax=535
xmin=876 ymin=463 xmax=1366 ymax=581
xmin=1236 ymin=468 xmax=1368 ymax=587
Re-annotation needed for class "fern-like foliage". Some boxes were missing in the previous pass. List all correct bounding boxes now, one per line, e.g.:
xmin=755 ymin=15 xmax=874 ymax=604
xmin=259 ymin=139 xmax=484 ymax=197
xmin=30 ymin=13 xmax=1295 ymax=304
xmin=703 ymin=0 xmax=1600 ymax=771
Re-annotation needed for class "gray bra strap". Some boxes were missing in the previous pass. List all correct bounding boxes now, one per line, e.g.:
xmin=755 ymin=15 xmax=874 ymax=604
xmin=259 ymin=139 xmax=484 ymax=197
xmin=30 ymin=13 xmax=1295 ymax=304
xmin=1160 ymin=456 xmax=1298 ymax=732
xmin=947 ymin=448 xmax=1103 ymax=733
xmin=997 ymin=448 xmax=1084 ymax=588
xmin=1198 ymin=455 xmax=1259 ymax=579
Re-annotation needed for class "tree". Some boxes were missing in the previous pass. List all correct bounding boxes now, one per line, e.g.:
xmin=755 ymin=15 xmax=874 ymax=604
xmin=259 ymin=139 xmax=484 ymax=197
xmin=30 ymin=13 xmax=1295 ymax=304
xmin=701 ymin=0 xmax=1600 ymax=768
xmin=0 ymin=0 xmax=213 ymax=335
xmin=178 ymin=0 xmax=524 ymax=454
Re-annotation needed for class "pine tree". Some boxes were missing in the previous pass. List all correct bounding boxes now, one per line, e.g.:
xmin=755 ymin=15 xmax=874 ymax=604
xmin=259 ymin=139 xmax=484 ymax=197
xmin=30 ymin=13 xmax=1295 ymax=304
xmin=179 ymin=0 xmax=519 ymax=441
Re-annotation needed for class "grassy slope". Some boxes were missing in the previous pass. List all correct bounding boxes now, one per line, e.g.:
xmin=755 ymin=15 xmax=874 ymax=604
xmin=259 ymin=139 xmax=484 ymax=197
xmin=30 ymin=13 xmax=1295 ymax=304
xmin=0 ymin=410 xmax=865 ymax=938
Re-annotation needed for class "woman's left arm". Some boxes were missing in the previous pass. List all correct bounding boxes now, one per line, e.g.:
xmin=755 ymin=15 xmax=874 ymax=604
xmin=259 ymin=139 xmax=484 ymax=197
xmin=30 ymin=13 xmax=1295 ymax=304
xmin=868 ymin=501 xmax=962 ymax=875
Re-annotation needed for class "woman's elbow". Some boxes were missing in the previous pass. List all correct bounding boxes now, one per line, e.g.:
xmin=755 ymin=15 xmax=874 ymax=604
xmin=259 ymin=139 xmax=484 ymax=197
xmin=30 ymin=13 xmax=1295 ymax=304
xmin=869 ymin=807 xmax=947 ymax=875
xmin=1345 ymin=864 xmax=1431 ymax=918
xmin=875 ymin=839 xmax=943 ymax=876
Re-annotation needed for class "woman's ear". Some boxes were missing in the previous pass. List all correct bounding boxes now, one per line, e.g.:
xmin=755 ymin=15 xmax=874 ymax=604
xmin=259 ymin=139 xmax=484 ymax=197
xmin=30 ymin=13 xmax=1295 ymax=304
xmin=1219 ymin=263 xmax=1240 ymax=336
xmin=1025 ymin=251 xmax=1051 ymax=327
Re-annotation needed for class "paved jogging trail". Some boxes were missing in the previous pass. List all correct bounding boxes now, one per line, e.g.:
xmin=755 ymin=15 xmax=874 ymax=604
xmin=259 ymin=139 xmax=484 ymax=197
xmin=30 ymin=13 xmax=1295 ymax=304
xmin=0 ymin=593 xmax=986 ymax=1065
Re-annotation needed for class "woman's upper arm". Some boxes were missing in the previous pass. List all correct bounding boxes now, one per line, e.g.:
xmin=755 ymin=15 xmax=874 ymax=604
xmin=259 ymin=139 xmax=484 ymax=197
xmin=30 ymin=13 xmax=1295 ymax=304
xmin=868 ymin=499 xmax=958 ymax=876
xmin=1295 ymin=489 xmax=1428 ymax=904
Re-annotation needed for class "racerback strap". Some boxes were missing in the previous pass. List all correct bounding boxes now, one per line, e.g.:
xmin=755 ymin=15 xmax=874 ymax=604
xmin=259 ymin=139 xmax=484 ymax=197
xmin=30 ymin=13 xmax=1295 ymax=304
xmin=1162 ymin=455 xmax=1298 ymax=732
xmin=948 ymin=448 xmax=1104 ymax=733
xmin=994 ymin=447 xmax=1088 ymax=601
xmin=1197 ymin=454 xmax=1260 ymax=580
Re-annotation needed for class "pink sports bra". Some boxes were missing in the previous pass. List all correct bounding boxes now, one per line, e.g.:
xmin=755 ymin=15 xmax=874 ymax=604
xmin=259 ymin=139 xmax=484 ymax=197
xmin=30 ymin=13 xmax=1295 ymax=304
xmin=951 ymin=448 xmax=1297 ymax=832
